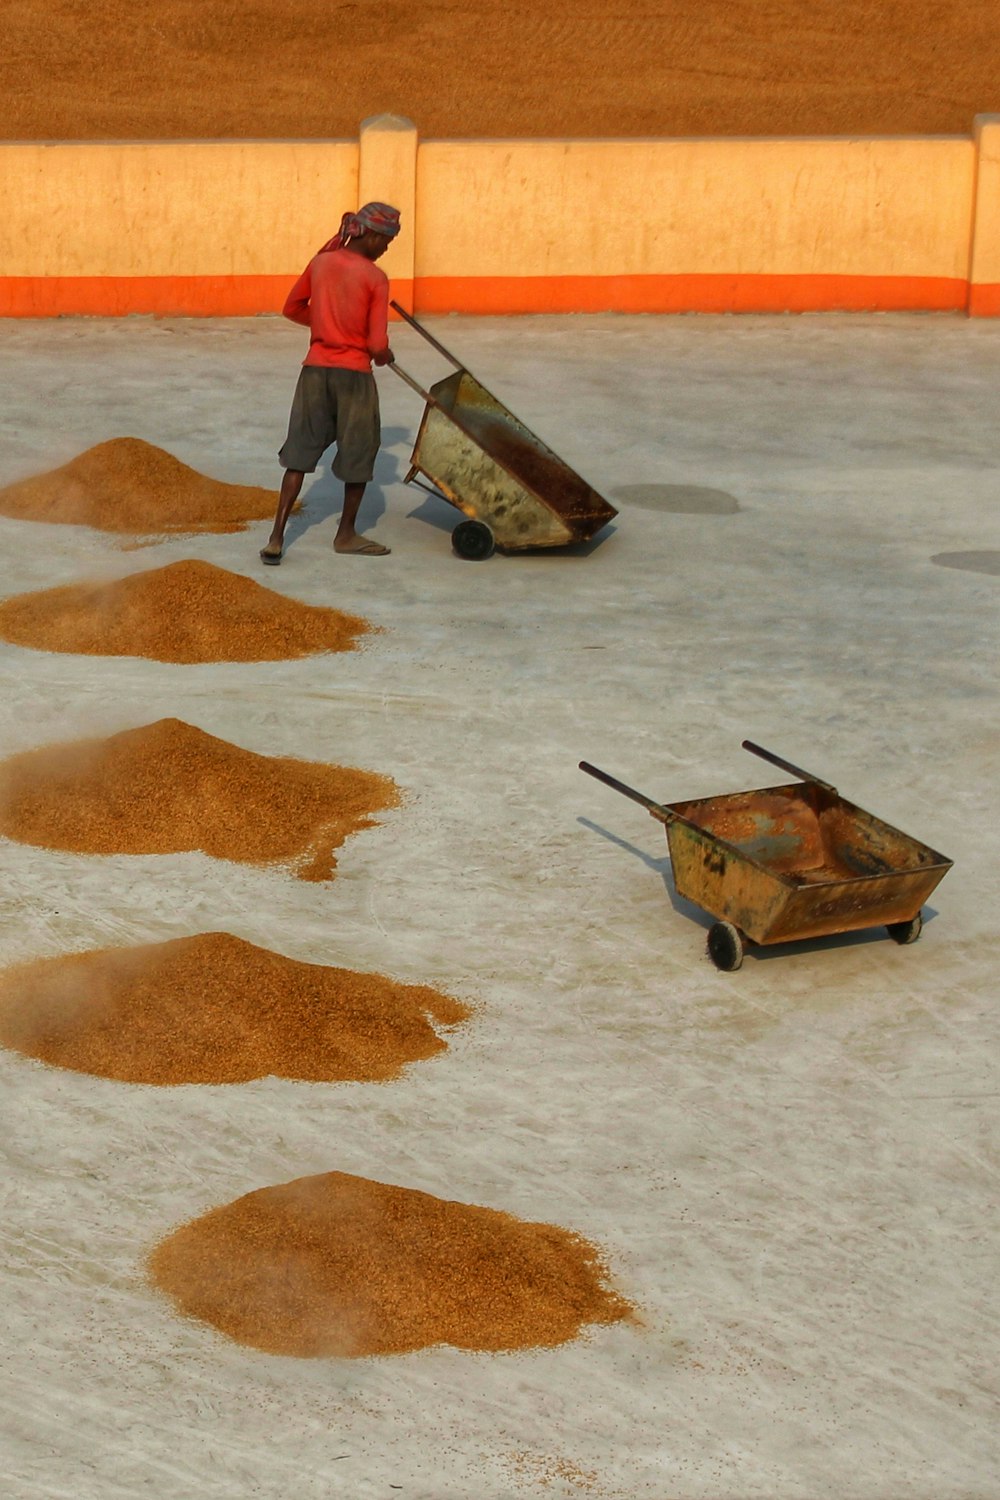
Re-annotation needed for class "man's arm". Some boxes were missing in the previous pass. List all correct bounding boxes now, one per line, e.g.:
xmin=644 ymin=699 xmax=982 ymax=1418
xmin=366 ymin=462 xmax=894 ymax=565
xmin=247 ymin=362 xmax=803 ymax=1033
xmin=366 ymin=276 xmax=393 ymax=365
xmin=282 ymin=264 xmax=312 ymax=328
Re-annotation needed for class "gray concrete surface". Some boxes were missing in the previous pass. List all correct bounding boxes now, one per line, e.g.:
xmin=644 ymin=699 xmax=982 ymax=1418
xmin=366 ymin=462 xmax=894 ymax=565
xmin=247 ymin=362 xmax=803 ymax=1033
xmin=0 ymin=312 xmax=998 ymax=1500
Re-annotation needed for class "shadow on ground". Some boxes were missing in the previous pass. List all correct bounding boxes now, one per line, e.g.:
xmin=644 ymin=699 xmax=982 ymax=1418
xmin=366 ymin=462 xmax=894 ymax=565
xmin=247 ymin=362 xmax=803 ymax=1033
xmin=930 ymin=550 xmax=1000 ymax=577
xmin=404 ymin=484 xmax=617 ymax=556
xmin=610 ymin=483 xmax=741 ymax=515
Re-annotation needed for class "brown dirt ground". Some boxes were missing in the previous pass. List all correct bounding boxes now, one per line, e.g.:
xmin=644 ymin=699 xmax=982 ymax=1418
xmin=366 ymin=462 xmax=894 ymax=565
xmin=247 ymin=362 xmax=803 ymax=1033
xmin=0 ymin=439 xmax=277 ymax=537
xmin=0 ymin=717 xmax=400 ymax=881
xmin=147 ymin=1169 xmax=633 ymax=1357
xmin=2 ymin=1 xmax=998 ymax=140
xmin=0 ymin=560 xmax=372 ymax=663
xmin=0 ymin=931 xmax=469 ymax=1085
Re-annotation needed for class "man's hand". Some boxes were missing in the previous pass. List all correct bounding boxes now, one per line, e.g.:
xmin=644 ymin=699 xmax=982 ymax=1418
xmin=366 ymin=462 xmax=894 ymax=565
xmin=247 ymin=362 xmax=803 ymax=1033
xmin=372 ymin=347 xmax=395 ymax=367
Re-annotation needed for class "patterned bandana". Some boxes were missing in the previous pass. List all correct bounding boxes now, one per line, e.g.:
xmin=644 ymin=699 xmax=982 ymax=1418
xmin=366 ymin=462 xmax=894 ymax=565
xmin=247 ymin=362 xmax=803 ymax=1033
xmin=318 ymin=202 xmax=401 ymax=253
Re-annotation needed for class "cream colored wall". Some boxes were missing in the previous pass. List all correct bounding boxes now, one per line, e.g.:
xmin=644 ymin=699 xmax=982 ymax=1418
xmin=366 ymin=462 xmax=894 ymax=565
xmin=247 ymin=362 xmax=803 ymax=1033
xmin=969 ymin=115 xmax=1000 ymax=289
xmin=415 ymin=137 xmax=975 ymax=280
xmin=1 ymin=123 xmax=997 ymax=312
xmin=0 ymin=142 xmax=358 ymax=277
xmin=358 ymin=115 xmax=417 ymax=301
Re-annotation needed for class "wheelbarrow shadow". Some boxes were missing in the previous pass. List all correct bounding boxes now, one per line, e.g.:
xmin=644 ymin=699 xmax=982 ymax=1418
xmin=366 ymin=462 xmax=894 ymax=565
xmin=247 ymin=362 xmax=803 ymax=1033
xmin=740 ymin=904 xmax=941 ymax=962
xmin=578 ymin=817 xmax=941 ymax=961
xmin=405 ymin=488 xmax=457 ymax=534
xmin=405 ymin=487 xmax=618 ymax=555
xmin=278 ymin=426 xmax=409 ymax=552
xmin=578 ymin=817 xmax=708 ymax=928
xmin=506 ymin=525 xmax=618 ymax=558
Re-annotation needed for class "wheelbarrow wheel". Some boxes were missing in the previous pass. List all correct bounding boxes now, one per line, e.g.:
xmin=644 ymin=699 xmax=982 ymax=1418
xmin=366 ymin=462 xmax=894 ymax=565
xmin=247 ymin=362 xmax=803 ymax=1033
xmin=452 ymin=519 xmax=495 ymax=560
xmin=707 ymin=921 xmax=744 ymax=971
xmin=887 ymin=911 xmax=923 ymax=945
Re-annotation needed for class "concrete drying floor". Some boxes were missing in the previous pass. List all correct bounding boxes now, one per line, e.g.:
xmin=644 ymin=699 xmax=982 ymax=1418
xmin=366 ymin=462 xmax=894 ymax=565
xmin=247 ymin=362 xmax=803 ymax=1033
xmin=0 ymin=312 xmax=997 ymax=1500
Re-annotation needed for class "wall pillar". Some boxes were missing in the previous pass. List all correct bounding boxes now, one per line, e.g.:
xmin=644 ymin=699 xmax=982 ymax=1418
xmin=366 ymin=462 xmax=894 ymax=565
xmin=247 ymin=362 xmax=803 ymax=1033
xmin=358 ymin=114 xmax=418 ymax=314
xmin=968 ymin=113 xmax=1000 ymax=316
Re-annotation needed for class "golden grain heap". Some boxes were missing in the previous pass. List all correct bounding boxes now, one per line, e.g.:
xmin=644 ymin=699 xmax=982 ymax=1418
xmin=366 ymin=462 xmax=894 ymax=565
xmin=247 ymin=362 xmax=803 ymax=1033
xmin=0 ymin=560 xmax=371 ymax=663
xmin=148 ymin=1170 xmax=633 ymax=1357
xmin=5 ymin=0 xmax=999 ymax=140
xmin=0 ymin=931 xmax=468 ymax=1085
xmin=0 ymin=717 xmax=399 ymax=880
xmin=0 ymin=437 xmax=276 ymax=534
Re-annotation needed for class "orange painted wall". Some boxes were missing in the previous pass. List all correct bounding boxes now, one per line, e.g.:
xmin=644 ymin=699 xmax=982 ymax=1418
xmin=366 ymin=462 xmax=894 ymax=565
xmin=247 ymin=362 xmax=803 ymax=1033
xmin=0 ymin=140 xmax=358 ymax=315
xmin=0 ymin=120 xmax=997 ymax=316
xmin=968 ymin=114 xmax=1000 ymax=315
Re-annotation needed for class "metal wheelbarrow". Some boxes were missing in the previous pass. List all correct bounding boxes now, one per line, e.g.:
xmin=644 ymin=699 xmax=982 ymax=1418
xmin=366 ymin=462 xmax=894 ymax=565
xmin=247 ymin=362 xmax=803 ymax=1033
xmin=389 ymin=302 xmax=618 ymax=559
xmin=580 ymin=741 xmax=953 ymax=970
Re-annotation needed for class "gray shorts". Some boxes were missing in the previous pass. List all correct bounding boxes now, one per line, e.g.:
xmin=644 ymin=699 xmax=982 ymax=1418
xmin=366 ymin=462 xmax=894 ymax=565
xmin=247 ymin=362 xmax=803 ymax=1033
xmin=278 ymin=366 xmax=381 ymax=480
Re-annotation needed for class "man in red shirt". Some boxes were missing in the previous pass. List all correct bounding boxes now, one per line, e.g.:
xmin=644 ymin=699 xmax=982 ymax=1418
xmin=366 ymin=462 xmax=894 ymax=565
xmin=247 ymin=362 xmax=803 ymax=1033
xmin=260 ymin=202 xmax=400 ymax=563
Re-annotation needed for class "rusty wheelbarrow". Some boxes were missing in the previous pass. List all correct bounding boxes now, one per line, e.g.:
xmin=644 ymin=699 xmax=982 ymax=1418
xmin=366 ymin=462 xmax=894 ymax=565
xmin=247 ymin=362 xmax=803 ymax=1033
xmin=389 ymin=302 xmax=617 ymax=559
xmin=580 ymin=741 xmax=953 ymax=970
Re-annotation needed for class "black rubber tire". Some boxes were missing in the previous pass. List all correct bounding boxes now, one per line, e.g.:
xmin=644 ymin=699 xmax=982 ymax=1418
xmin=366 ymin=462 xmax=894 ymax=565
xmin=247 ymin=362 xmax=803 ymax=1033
xmin=707 ymin=921 xmax=744 ymax=971
xmin=452 ymin=519 xmax=495 ymax=560
xmin=887 ymin=911 xmax=923 ymax=945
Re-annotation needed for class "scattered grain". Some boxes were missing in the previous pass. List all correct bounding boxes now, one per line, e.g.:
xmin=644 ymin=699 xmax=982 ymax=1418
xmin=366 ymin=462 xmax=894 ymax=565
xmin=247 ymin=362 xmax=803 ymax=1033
xmin=0 ymin=931 xmax=468 ymax=1085
xmin=148 ymin=1170 xmax=633 ymax=1357
xmin=508 ymin=1452 xmax=602 ymax=1492
xmin=0 ymin=559 xmax=371 ymax=663
xmin=0 ymin=438 xmax=276 ymax=535
xmin=0 ymin=717 xmax=399 ymax=880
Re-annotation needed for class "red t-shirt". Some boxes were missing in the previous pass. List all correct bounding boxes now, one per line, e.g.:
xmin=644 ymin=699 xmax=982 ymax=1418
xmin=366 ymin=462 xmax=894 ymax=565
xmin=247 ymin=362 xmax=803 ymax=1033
xmin=282 ymin=249 xmax=390 ymax=372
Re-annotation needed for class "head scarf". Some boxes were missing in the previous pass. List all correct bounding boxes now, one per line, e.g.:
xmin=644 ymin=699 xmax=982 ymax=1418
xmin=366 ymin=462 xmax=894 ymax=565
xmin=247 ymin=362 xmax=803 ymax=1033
xmin=318 ymin=202 xmax=401 ymax=254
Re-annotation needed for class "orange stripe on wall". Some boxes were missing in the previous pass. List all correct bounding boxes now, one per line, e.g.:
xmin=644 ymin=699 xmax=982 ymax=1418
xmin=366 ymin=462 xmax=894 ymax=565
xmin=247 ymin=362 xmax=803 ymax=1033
xmin=0 ymin=272 xmax=982 ymax=318
xmin=0 ymin=275 xmax=415 ymax=318
xmin=0 ymin=275 xmax=294 ymax=317
xmin=967 ymin=282 xmax=1000 ymax=316
xmin=413 ymin=273 xmax=970 ymax=315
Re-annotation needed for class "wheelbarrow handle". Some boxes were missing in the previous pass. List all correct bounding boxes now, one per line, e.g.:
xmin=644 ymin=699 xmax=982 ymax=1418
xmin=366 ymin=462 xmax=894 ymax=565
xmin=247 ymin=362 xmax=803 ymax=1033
xmin=388 ymin=362 xmax=438 ymax=406
xmin=390 ymin=301 xmax=466 ymax=370
xmin=579 ymin=761 xmax=677 ymax=826
xmin=580 ymin=760 xmax=771 ymax=858
xmin=741 ymin=740 xmax=836 ymax=794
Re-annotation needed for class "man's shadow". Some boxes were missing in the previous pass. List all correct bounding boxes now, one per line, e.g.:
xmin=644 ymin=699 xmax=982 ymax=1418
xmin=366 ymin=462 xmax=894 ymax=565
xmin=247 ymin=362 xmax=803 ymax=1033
xmin=279 ymin=426 xmax=410 ymax=551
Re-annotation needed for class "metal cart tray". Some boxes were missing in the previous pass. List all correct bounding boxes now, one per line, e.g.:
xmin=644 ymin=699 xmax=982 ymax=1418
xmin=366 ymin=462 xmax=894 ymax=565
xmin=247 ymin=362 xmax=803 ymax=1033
xmin=391 ymin=303 xmax=617 ymax=559
xmin=581 ymin=741 xmax=953 ymax=970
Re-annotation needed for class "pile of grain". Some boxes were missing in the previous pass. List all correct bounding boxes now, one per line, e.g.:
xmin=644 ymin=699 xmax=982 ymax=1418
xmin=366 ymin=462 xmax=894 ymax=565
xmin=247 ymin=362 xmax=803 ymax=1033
xmin=148 ymin=1170 xmax=632 ymax=1357
xmin=0 ymin=438 xmax=276 ymax=535
xmin=4 ymin=0 xmax=998 ymax=138
xmin=0 ymin=932 xmax=468 ymax=1085
xmin=0 ymin=560 xmax=371 ymax=663
xmin=0 ymin=717 xmax=399 ymax=880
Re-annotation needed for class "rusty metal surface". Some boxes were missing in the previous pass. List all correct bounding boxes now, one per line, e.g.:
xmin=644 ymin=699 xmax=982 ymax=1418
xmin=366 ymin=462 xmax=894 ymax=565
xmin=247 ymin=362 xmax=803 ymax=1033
xmin=407 ymin=371 xmax=617 ymax=550
xmin=664 ymin=782 xmax=952 ymax=944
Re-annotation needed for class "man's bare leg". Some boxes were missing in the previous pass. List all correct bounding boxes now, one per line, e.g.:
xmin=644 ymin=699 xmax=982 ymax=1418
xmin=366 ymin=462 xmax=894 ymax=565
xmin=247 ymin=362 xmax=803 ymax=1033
xmin=334 ymin=481 xmax=390 ymax=555
xmin=260 ymin=469 xmax=305 ymax=564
